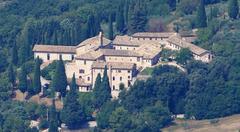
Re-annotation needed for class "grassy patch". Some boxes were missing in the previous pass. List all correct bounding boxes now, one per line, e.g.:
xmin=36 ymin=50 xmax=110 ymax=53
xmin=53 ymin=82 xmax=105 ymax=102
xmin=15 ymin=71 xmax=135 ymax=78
xmin=140 ymin=67 xmax=154 ymax=75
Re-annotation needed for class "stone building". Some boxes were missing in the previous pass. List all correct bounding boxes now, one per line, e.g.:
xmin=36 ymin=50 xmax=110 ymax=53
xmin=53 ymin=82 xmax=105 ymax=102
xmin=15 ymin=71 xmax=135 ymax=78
xmin=33 ymin=32 xmax=213 ymax=98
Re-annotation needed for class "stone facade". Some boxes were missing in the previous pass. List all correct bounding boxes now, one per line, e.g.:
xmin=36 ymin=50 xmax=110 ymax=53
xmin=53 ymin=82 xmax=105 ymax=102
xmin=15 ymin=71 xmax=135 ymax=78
xmin=33 ymin=32 xmax=213 ymax=98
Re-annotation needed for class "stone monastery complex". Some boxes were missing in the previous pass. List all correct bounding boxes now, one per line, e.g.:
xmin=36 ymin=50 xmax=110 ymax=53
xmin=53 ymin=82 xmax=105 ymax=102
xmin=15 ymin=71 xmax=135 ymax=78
xmin=33 ymin=32 xmax=213 ymax=98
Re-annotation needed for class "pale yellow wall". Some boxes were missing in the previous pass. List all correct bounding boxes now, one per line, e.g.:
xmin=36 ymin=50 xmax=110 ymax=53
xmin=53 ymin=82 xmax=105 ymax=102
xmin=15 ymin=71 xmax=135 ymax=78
xmin=75 ymin=59 xmax=94 ymax=84
xmin=105 ymin=56 xmax=142 ymax=66
xmin=194 ymin=53 xmax=212 ymax=63
xmin=92 ymin=68 xmax=133 ymax=98
xmin=34 ymin=52 xmax=75 ymax=62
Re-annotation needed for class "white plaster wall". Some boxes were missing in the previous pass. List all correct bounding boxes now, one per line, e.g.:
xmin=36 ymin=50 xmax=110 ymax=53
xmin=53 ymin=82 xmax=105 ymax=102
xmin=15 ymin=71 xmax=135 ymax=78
xmin=34 ymin=52 xmax=75 ymax=62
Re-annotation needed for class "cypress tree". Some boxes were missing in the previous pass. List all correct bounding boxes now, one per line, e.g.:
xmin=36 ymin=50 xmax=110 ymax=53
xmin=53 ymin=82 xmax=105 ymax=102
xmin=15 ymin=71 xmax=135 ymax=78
xmin=51 ymin=59 xmax=68 ymax=97
xmin=101 ymin=66 xmax=112 ymax=103
xmin=228 ymin=0 xmax=239 ymax=19
xmin=86 ymin=15 xmax=97 ymax=38
xmin=124 ymin=0 xmax=129 ymax=26
xmin=93 ymin=73 xmax=102 ymax=108
xmin=49 ymin=99 xmax=58 ymax=132
xmin=128 ymin=1 xmax=148 ymax=33
xmin=116 ymin=5 xmax=125 ymax=33
xmin=108 ymin=14 xmax=114 ymax=40
xmin=19 ymin=65 xmax=28 ymax=93
xmin=196 ymin=0 xmax=207 ymax=28
xmin=60 ymin=74 xmax=85 ymax=129
xmin=18 ymin=42 xmax=28 ymax=65
xmin=11 ymin=44 xmax=18 ymax=66
xmin=33 ymin=57 xmax=41 ymax=95
xmin=7 ymin=63 xmax=15 ymax=86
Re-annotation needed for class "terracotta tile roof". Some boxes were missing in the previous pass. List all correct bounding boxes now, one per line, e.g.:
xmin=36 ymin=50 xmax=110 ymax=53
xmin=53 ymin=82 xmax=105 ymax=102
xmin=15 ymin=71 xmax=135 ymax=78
xmin=99 ymin=49 xmax=142 ymax=57
xmin=113 ymin=35 xmax=140 ymax=46
xmin=67 ymin=78 xmax=91 ymax=87
xmin=132 ymin=32 xmax=176 ymax=38
xmin=167 ymin=36 xmax=209 ymax=56
xmin=75 ymin=50 xmax=103 ymax=60
xmin=76 ymin=36 xmax=111 ymax=49
xmin=137 ymin=41 xmax=162 ymax=59
xmin=92 ymin=61 xmax=135 ymax=70
xmin=33 ymin=45 xmax=76 ymax=54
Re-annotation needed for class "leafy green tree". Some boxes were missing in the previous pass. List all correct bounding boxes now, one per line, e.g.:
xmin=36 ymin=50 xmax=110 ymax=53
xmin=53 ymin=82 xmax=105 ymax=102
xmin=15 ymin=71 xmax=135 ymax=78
xmin=60 ymin=74 xmax=85 ymax=129
xmin=19 ymin=65 xmax=28 ymax=93
xmin=51 ymin=59 xmax=67 ymax=97
xmin=141 ymin=101 xmax=172 ymax=131
xmin=7 ymin=63 xmax=15 ymax=86
xmin=11 ymin=44 xmax=18 ymax=66
xmin=49 ymin=99 xmax=58 ymax=132
xmin=108 ymin=14 xmax=114 ymax=40
xmin=96 ymin=101 xmax=118 ymax=129
xmin=175 ymin=48 xmax=193 ymax=65
xmin=196 ymin=0 xmax=207 ymax=28
xmin=228 ymin=0 xmax=239 ymax=19
xmin=109 ymin=107 xmax=132 ymax=131
xmin=33 ymin=57 xmax=41 ymax=95
xmin=116 ymin=5 xmax=125 ymax=33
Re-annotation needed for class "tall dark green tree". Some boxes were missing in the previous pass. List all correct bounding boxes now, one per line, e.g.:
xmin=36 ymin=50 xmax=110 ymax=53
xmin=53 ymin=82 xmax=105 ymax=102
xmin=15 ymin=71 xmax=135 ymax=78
xmin=18 ymin=65 xmax=28 ymax=93
xmin=11 ymin=44 xmax=18 ymax=66
xmin=128 ymin=1 xmax=148 ymax=33
xmin=168 ymin=0 xmax=177 ymax=11
xmin=196 ymin=0 xmax=207 ymax=28
xmin=7 ymin=63 xmax=15 ymax=86
xmin=60 ymin=74 xmax=85 ymax=129
xmin=228 ymin=0 xmax=239 ymax=19
xmin=49 ymin=99 xmax=58 ymax=132
xmin=116 ymin=5 xmax=125 ymax=33
xmin=108 ymin=14 xmax=114 ymax=40
xmin=93 ymin=73 xmax=102 ymax=108
xmin=51 ymin=59 xmax=68 ymax=97
xmin=101 ymin=66 xmax=112 ymax=102
xmin=86 ymin=15 xmax=99 ymax=38
xmin=33 ymin=57 xmax=41 ymax=95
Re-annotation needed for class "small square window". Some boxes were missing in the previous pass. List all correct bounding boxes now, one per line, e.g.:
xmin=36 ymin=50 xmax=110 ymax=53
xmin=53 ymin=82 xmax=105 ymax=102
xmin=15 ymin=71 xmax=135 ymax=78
xmin=118 ymin=70 xmax=121 ymax=73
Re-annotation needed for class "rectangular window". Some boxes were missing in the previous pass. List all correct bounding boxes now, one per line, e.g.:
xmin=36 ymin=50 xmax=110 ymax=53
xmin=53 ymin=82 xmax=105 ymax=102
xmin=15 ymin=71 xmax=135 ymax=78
xmin=84 ymin=60 xmax=86 ymax=65
xmin=113 ymin=77 xmax=115 ymax=81
xmin=137 ymin=57 xmax=140 ymax=62
xmin=120 ymin=77 xmax=122 ymax=81
xmin=71 ymin=55 xmax=74 ymax=60
xmin=113 ymin=85 xmax=115 ymax=90
xmin=59 ymin=54 xmax=62 ymax=60
xmin=118 ymin=70 xmax=121 ymax=73
xmin=79 ymin=69 xmax=85 ymax=73
xmin=88 ymin=77 xmax=90 ymax=81
xmin=47 ymin=54 xmax=50 ymax=60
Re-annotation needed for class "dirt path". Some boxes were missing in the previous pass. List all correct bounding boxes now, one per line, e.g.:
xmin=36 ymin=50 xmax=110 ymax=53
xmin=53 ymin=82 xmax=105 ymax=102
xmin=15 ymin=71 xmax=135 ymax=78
xmin=163 ymin=114 xmax=240 ymax=132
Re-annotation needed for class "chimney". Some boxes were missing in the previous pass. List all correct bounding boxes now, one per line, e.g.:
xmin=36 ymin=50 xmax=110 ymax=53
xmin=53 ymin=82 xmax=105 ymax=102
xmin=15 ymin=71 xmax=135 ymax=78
xmin=99 ymin=32 xmax=103 ymax=48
